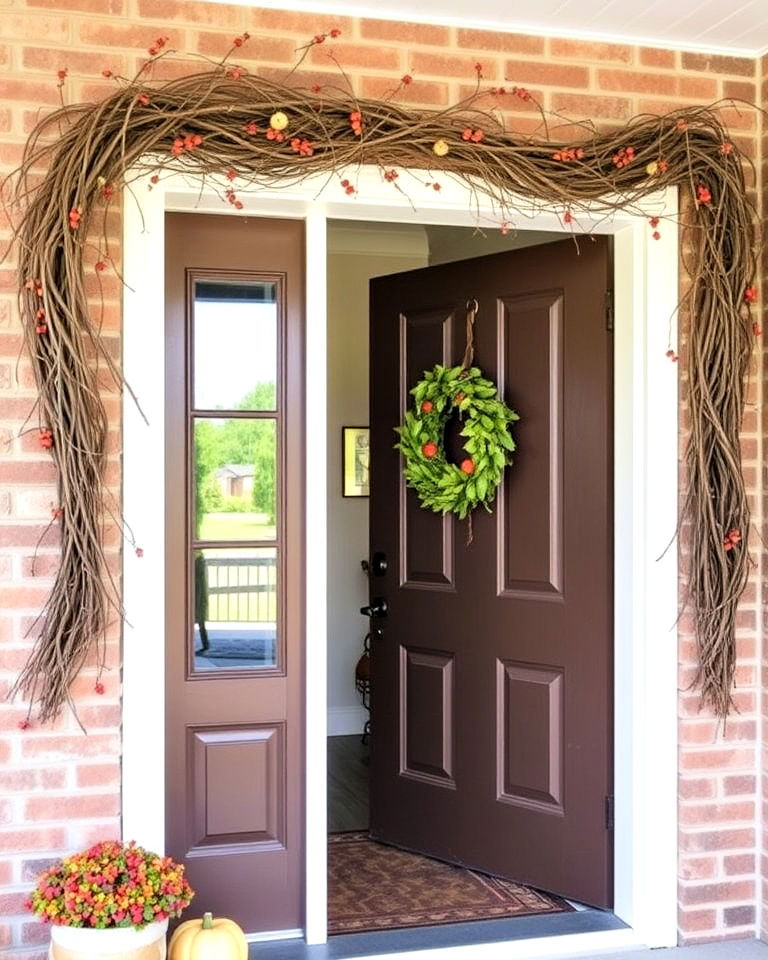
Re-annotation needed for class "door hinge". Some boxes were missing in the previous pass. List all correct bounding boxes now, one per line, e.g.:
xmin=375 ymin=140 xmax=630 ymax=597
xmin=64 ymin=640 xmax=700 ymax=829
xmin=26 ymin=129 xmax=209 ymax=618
xmin=605 ymin=290 xmax=614 ymax=332
xmin=605 ymin=794 xmax=615 ymax=831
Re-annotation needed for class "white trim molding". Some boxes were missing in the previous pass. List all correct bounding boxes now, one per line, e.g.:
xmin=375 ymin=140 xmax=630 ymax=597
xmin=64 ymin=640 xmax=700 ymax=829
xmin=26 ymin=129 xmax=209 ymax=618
xmin=123 ymin=168 xmax=679 ymax=957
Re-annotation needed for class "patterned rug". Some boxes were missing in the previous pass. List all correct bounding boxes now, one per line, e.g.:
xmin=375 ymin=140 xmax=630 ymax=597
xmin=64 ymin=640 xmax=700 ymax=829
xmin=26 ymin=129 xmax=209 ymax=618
xmin=328 ymin=832 xmax=573 ymax=935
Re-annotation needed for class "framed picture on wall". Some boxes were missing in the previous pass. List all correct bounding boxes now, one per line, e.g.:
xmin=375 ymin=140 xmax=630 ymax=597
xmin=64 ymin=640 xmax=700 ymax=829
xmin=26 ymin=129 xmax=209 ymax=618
xmin=342 ymin=427 xmax=370 ymax=497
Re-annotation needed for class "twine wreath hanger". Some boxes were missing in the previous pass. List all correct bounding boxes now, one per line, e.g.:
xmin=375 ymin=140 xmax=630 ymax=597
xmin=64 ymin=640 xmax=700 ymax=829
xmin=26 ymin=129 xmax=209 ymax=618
xmin=1 ymin=30 xmax=761 ymax=722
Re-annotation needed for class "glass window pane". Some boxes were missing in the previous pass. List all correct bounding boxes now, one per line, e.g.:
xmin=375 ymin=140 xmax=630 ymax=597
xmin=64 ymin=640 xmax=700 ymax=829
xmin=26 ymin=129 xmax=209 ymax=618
xmin=193 ymin=547 xmax=278 ymax=672
xmin=193 ymin=280 xmax=277 ymax=411
xmin=194 ymin=418 xmax=276 ymax=541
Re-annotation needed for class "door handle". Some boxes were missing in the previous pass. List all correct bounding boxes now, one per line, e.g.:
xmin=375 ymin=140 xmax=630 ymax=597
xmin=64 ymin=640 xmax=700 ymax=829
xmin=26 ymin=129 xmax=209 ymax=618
xmin=370 ymin=552 xmax=388 ymax=576
xmin=361 ymin=597 xmax=388 ymax=618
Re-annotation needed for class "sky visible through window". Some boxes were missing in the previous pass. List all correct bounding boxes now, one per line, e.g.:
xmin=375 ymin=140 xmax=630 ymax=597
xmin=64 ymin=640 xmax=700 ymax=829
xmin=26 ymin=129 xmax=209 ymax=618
xmin=194 ymin=300 xmax=277 ymax=410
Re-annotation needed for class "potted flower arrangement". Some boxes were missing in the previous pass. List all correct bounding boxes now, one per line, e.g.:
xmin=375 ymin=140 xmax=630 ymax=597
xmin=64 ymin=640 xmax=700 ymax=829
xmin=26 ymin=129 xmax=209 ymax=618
xmin=27 ymin=840 xmax=193 ymax=959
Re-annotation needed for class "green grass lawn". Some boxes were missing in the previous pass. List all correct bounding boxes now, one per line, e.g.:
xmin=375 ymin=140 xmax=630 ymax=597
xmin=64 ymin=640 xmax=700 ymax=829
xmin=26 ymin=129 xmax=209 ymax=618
xmin=199 ymin=512 xmax=276 ymax=542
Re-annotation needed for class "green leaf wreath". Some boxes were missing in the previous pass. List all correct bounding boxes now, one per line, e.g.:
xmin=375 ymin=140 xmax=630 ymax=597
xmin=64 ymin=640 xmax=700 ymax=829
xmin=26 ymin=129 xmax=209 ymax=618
xmin=396 ymin=364 xmax=520 ymax=520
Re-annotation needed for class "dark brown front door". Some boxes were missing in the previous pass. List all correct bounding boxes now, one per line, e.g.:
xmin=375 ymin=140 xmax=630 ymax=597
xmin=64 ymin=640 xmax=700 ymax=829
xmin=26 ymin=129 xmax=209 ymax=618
xmin=165 ymin=213 xmax=304 ymax=933
xmin=369 ymin=238 xmax=613 ymax=908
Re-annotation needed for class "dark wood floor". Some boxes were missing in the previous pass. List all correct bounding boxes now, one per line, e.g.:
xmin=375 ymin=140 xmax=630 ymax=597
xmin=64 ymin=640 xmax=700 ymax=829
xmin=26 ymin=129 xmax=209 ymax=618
xmin=328 ymin=735 xmax=369 ymax=833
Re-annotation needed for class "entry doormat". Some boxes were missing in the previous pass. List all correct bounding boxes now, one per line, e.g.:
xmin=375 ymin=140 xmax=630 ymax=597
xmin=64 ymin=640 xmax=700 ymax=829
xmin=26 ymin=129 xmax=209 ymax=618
xmin=328 ymin=831 xmax=573 ymax=935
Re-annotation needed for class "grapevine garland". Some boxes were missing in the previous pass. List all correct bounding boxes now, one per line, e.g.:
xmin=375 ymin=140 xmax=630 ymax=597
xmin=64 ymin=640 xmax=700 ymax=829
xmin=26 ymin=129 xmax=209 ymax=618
xmin=1 ymin=27 xmax=762 ymax=720
xmin=396 ymin=363 xmax=519 ymax=521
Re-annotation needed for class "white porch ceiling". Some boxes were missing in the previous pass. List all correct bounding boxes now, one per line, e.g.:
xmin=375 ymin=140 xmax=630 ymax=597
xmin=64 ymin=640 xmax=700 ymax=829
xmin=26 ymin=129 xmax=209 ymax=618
xmin=211 ymin=0 xmax=768 ymax=57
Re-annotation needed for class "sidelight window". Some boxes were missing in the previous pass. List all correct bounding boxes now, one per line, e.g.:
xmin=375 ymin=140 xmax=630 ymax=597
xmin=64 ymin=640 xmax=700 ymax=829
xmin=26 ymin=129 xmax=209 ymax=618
xmin=188 ymin=277 xmax=282 ymax=674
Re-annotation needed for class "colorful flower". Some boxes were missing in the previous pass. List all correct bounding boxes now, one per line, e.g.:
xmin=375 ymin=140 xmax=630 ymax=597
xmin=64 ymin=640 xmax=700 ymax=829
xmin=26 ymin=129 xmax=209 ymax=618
xmin=27 ymin=841 xmax=193 ymax=930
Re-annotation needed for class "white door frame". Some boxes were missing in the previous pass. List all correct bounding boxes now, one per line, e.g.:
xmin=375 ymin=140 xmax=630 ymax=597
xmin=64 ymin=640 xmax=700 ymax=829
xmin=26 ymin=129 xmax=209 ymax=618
xmin=122 ymin=168 xmax=679 ymax=958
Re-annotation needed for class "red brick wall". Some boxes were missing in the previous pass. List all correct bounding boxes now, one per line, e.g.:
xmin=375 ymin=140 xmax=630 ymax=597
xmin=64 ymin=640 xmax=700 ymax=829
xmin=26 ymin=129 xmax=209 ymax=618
xmin=0 ymin=2 xmax=763 ymax=953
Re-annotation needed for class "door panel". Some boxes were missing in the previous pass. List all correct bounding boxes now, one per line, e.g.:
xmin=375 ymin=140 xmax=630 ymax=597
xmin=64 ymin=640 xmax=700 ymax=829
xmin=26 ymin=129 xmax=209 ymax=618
xmin=165 ymin=213 xmax=304 ymax=934
xmin=369 ymin=238 xmax=613 ymax=908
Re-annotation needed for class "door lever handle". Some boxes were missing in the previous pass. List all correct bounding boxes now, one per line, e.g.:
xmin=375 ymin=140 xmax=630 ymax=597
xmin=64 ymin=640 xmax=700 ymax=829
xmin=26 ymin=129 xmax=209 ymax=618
xmin=360 ymin=597 xmax=388 ymax=618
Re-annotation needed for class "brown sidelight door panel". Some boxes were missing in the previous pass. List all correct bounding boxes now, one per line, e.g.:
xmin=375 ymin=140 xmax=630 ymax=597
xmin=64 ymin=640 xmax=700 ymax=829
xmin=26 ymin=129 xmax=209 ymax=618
xmin=369 ymin=238 xmax=613 ymax=908
xmin=165 ymin=213 xmax=304 ymax=934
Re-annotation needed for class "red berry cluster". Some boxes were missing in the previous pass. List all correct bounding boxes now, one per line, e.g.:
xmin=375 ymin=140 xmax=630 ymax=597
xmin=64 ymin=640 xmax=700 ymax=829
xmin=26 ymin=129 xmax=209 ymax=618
xmin=227 ymin=67 xmax=244 ymax=80
xmin=720 ymin=141 xmax=734 ymax=155
xmin=649 ymin=216 xmax=661 ymax=240
xmin=171 ymin=133 xmax=203 ymax=157
xmin=744 ymin=285 xmax=758 ymax=303
xmin=666 ymin=348 xmax=679 ymax=363
xmin=552 ymin=147 xmax=584 ymax=162
xmin=101 ymin=182 xmax=114 ymax=201
xmin=147 ymin=36 xmax=169 ymax=56
xmin=56 ymin=68 xmax=67 ymax=86
xmin=312 ymin=27 xmax=341 ymax=43
xmin=102 ymin=68 xmax=113 ymax=78
xmin=612 ymin=146 xmax=635 ymax=169
xmin=511 ymin=86 xmax=532 ymax=101
xmin=39 ymin=429 xmax=53 ymax=449
xmin=95 ymin=260 xmax=107 ymax=272
xmin=136 ymin=93 xmax=151 ymax=106
xmin=349 ymin=111 xmax=363 ymax=135
xmin=696 ymin=184 xmax=712 ymax=205
xmin=25 ymin=277 xmax=43 ymax=297
xmin=563 ymin=210 xmax=573 ymax=224
xmin=232 ymin=32 xmax=250 ymax=48
xmin=723 ymin=529 xmax=741 ymax=552
xmin=401 ymin=74 xmax=413 ymax=86
xmin=36 ymin=308 xmax=47 ymax=335
xmin=383 ymin=169 xmax=398 ymax=182
xmin=462 ymin=128 xmax=484 ymax=142
xmin=68 ymin=208 xmax=81 ymax=230
xmin=266 ymin=128 xmax=285 ymax=142
xmin=224 ymin=187 xmax=243 ymax=210
xmin=243 ymin=121 xmax=259 ymax=136
xmin=290 ymin=138 xmax=315 ymax=156
xmin=341 ymin=178 xmax=356 ymax=195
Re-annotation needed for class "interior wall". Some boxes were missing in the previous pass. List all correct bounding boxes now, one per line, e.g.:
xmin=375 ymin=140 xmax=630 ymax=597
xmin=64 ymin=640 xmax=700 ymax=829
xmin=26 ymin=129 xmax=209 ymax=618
xmin=326 ymin=223 xmax=429 ymax=733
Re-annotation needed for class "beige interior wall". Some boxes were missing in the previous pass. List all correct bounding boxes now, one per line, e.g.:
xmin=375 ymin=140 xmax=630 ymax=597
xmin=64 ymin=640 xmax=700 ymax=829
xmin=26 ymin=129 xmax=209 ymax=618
xmin=326 ymin=224 xmax=429 ymax=727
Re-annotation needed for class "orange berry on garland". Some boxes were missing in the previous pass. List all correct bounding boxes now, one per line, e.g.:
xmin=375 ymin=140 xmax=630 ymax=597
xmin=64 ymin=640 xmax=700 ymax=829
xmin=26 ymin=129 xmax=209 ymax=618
xmin=422 ymin=442 xmax=438 ymax=459
xmin=421 ymin=400 xmax=433 ymax=413
xmin=460 ymin=459 xmax=475 ymax=475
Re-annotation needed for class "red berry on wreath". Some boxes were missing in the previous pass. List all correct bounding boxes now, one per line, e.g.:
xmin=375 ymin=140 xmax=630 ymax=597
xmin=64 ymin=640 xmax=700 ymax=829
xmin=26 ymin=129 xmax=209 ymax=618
xmin=422 ymin=442 xmax=438 ymax=459
xmin=455 ymin=392 xmax=465 ymax=404
xmin=421 ymin=400 xmax=433 ymax=413
xmin=461 ymin=458 xmax=475 ymax=475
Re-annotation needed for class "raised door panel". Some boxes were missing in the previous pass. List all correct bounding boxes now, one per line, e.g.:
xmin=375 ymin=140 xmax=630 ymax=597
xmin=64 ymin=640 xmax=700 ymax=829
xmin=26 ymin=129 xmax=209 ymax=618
xmin=188 ymin=724 xmax=285 ymax=854
xmin=399 ymin=307 xmax=455 ymax=591
xmin=496 ymin=661 xmax=564 ymax=815
xmin=497 ymin=291 xmax=564 ymax=601
xmin=399 ymin=646 xmax=455 ymax=788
